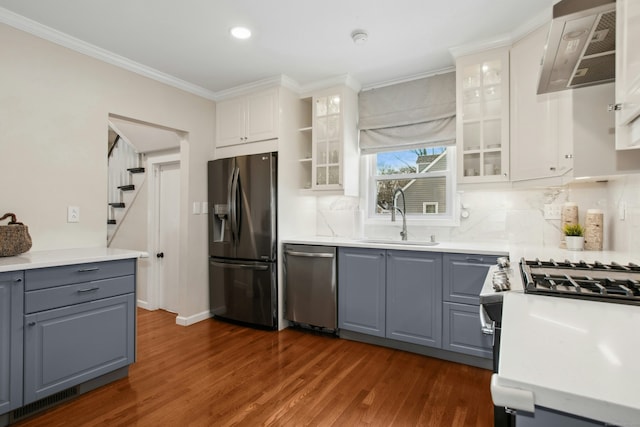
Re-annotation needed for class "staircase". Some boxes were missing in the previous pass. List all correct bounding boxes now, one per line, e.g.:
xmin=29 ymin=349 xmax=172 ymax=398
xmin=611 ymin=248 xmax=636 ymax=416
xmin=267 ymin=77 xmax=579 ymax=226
xmin=107 ymin=135 xmax=146 ymax=246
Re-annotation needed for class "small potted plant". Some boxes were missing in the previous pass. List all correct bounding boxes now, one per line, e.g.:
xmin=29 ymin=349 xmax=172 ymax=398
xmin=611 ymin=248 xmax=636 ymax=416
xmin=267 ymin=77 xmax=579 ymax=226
xmin=564 ymin=223 xmax=584 ymax=251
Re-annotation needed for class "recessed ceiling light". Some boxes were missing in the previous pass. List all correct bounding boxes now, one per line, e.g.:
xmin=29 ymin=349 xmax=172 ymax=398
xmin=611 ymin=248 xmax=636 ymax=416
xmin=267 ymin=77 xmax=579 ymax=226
xmin=230 ymin=27 xmax=252 ymax=40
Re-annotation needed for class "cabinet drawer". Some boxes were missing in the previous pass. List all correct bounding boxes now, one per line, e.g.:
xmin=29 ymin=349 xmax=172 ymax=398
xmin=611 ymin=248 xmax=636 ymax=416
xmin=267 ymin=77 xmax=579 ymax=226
xmin=25 ymin=275 xmax=135 ymax=314
xmin=443 ymin=253 xmax=498 ymax=305
xmin=25 ymin=258 xmax=135 ymax=291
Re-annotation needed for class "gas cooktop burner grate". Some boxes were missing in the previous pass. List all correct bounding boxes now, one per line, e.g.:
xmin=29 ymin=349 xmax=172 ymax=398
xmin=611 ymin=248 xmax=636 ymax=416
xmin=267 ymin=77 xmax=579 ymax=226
xmin=521 ymin=258 xmax=640 ymax=305
xmin=525 ymin=258 xmax=640 ymax=272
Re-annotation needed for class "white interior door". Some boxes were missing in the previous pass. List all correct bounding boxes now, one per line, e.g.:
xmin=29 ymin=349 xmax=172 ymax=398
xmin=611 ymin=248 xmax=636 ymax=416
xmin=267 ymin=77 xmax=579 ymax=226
xmin=156 ymin=162 xmax=180 ymax=313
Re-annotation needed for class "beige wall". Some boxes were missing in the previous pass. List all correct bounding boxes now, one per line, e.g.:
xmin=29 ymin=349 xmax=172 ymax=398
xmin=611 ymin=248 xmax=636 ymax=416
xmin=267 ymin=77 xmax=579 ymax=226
xmin=0 ymin=23 xmax=215 ymax=321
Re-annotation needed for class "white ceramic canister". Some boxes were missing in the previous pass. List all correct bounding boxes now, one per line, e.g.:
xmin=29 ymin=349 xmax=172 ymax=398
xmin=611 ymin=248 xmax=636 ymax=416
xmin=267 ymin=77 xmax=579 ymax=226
xmin=584 ymin=209 xmax=604 ymax=251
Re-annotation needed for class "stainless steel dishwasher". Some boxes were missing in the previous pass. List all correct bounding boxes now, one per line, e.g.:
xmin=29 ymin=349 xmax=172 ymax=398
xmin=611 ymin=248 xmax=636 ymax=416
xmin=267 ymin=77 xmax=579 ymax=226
xmin=283 ymin=244 xmax=337 ymax=331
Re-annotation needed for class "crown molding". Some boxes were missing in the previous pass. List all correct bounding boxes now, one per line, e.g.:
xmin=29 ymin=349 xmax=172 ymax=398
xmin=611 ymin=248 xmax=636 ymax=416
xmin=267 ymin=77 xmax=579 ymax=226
xmin=214 ymin=75 xmax=306 ymax=100
xmin=361 ymin=66 xmax=456 ymax=91
xmin=449 ymin=6 xmax=553 ymax=58
xmin=449 ymin=33 xmax=513 ymax=59
xmin=298 ymin=74 xmax=362 ymax=97
xmin=0 ymin=7 xmax=218 ymax=101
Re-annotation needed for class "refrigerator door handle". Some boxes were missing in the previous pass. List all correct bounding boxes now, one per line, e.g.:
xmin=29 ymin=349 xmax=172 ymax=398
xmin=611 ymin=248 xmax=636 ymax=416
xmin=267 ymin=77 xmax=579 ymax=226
xmin=229 ymin=167 xmax=240 ymax=243
xmin=226 ymin=164 xmax=235 ymax=243
xmin=284 ymin=250 xmax=335 ymax=258
xmin=210 ymin=261 xmax=269 ymax=271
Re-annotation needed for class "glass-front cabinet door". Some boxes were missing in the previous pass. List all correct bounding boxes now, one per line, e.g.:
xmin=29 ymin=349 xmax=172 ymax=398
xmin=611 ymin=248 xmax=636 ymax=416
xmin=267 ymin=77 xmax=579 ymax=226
xmin=455 ymin=47 xmax=510 ymax=183
xmin=313 ymin=93 xmax=343 ymax=189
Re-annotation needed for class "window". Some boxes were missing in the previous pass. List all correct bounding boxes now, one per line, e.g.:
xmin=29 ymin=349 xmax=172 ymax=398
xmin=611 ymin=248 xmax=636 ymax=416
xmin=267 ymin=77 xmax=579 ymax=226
xmin=368 ymin=146 xmax=457 ymax=224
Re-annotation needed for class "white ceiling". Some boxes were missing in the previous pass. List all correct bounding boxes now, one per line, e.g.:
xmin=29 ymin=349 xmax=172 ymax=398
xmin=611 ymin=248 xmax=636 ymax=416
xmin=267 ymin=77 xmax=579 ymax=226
xmin=0 ymin=0 xmax=556 ymax=98
xmin=109 ymin=117 xmax=182 ymax=154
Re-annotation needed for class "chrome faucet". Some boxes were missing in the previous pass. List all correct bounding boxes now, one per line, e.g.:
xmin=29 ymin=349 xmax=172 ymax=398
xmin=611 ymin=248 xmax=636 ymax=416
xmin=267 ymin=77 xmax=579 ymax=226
xmin=391 ymin=186 xmax=408 ymax=241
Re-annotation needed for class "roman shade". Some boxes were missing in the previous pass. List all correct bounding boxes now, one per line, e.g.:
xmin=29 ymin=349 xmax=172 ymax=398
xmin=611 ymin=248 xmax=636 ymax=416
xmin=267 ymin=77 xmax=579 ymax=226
xmin=358 ymin=71 xmax=456 ymax=154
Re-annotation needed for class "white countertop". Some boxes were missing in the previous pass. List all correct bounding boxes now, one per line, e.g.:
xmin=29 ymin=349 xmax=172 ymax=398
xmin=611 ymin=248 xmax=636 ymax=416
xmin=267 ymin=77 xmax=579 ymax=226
xmin=492 ymin=292 xmax=640 ymax=426
xmin=0 ymin=247 xmax=146 ymax=273
xmin=282 ymin=236 xmax=510 ymax=256
xmin=284 ymin=236 xmax=639 ymax=263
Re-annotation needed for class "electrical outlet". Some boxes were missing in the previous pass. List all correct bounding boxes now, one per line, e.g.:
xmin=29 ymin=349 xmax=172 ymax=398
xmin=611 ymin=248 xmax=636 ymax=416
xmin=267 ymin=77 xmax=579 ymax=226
xmin=67 ymin=206 xmax=80 ymax=223
xmin=544 ymin=204 xmax=562 ymax=220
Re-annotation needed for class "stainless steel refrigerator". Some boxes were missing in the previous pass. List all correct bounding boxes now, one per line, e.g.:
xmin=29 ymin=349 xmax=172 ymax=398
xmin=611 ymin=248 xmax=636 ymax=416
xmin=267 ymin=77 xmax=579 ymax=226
xmin=208 ymin=152 xmax=277 ymax=329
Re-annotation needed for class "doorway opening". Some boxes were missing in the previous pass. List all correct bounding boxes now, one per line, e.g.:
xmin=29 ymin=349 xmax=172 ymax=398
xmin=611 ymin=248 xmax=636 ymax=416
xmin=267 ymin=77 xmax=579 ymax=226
xmin=106 ymin=114 xmax=184 ymax=314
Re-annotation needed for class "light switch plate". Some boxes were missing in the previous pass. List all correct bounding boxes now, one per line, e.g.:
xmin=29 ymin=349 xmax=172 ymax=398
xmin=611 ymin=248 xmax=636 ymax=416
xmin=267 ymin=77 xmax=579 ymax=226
xmin=192 ymin=202 xmax=201 ymax=215
xmin=201 ymin=201 xmax=209 ymax=214
xmin=67 ymin=206 xmax=80 ymax=223
xmin=618 ymin=202 xmax=626 ymax=221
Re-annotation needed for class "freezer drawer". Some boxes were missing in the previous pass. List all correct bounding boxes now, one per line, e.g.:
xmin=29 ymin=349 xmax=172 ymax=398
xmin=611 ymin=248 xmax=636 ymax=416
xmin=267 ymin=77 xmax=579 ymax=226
xmin=284 ymin=245 xmax=337 ymax=330
xmin=209 ymin=258 xmax=277 ymax=329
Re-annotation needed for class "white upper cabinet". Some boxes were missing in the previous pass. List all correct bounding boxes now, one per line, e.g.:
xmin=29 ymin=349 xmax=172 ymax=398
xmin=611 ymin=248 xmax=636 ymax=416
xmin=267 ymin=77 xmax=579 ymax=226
xmin=510 ymin=25 xmax=574 ymax=182
xmin=216 ymin=88 xmax=279 ymax=148
xmin=615 ymin=0 xmax=640 ymax=150
xmin=455 ymin=47 xmax=510 ymax=183
xmin=299 ymin=86 xmax=358 ymax=195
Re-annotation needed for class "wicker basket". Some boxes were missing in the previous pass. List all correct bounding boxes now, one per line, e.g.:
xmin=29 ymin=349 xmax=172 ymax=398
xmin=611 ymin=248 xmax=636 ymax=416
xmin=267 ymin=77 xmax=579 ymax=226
xmin=0 ymin=213 xmax=32 ymax=257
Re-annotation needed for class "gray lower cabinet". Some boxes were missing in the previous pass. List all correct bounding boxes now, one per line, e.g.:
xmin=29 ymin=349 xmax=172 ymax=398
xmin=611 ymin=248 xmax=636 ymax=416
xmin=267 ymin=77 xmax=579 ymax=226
xmin=339 ymin=248 xmax=443 ymax=348
xmin=442 ymin=302 xmax=492 ymax=358
xmin=386 ymin=250 xmax=442 ymax=347
xmin=23 ymin=294 xmax=135 ymax=404
xmin=442 ymin=253 xmax=497 ymax=358
xmin=0 ymin=271 xmax=24 ymax=415
xmin=338 ymin=247 xmax=386 ymax=336
xmin=22 ymin=259 xmax=136 ymax=405
xmin=339 ymin=248 xmax=497 ymax=361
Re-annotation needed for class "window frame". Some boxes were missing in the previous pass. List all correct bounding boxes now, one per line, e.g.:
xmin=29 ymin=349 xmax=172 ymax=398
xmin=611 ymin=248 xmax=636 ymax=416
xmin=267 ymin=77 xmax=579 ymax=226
xmin=365 ymin=146 xmax=459 ymax=227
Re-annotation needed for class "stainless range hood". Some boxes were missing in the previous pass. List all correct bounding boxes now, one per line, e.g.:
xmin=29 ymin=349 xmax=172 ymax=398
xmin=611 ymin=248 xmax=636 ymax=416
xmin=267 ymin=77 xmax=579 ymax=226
xmin=537 ymin=0 xmax=616 ymax=94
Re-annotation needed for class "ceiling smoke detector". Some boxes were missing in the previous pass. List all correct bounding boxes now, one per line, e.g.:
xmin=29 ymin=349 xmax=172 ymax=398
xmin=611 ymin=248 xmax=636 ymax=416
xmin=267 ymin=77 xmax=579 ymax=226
xmin=351 ymin=30 xmax=368 ymax=45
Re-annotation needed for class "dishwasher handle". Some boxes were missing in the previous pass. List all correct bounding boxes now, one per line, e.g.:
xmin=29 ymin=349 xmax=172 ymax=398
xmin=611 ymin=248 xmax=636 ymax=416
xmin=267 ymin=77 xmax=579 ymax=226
xmin=285 ymin=250 xmax=335 ymax=259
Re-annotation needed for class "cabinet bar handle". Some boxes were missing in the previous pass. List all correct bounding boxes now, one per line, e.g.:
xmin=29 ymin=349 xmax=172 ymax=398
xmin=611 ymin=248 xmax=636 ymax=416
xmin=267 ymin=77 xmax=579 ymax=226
xmin=285 ymin=250 xmax=334 ymax=258
xmin=77 ymin=267 xmax=99 ymax=272
xmin=28 ymin=321 xmax=36 ymax=326
xmin=77 ymin=287 xmax=100 ymax=293
xmin=14 ymin=278 xmax=22 ymax=282
xmin=465 ymin=257 xmax=484 ymax=263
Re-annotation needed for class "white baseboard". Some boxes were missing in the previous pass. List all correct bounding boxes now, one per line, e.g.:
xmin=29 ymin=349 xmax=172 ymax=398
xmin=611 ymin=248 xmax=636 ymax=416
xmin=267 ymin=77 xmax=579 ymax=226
xmin=176 ymin=310 xmax=212 ymax=326
xmin=137 ymin=301 xmax=211 ymax=326
xmin=137 ymin=299 xmax=153 ymax=310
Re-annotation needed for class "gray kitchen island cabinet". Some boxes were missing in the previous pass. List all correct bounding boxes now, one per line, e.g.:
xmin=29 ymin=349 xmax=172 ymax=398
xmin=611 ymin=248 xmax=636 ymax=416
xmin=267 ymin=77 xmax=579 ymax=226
xmin=0 ymin=271 xmax=24 ymax=415
xmin=22 ymin=259 xmax=136 ymax=405
xmin=442 ymin=253 xmax=497 ymax=358
xmin=338 ymin=247 xmax=443 ymax=348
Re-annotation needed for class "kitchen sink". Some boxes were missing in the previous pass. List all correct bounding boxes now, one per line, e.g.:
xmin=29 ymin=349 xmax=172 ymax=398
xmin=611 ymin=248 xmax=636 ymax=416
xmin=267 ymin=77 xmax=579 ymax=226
xmin=358 ymin=239 xmax=439 ymax=246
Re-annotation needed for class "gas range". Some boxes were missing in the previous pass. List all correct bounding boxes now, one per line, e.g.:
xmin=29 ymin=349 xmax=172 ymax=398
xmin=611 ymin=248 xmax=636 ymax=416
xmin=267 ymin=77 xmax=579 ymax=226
xmin=520 ymin=258 xmax=640 ymax=305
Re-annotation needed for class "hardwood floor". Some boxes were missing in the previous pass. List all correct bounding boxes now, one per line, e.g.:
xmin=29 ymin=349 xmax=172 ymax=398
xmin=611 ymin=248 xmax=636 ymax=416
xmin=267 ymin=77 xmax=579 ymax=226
xmin=15 ymin=309 xmax=493 ymax=426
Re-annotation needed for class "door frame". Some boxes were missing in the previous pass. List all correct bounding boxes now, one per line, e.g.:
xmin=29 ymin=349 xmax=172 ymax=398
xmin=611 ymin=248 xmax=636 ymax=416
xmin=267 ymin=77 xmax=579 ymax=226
xmin=146 ymin=152 xmax=181 ymax=311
